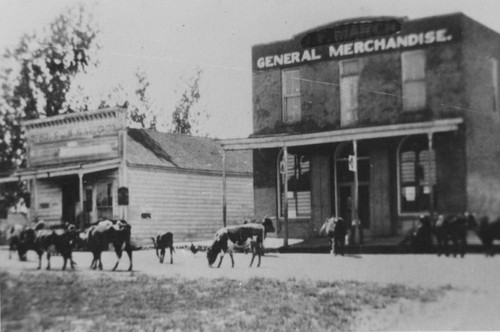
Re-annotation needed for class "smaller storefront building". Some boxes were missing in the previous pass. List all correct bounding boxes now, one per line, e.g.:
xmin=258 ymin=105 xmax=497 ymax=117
xmin=0 ymin=108 xmax=254 ymax=245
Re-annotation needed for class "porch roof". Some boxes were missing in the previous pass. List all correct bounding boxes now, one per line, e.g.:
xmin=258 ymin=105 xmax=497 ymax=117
xmin=0 ymin=158 xmax=121 ymax=184
xmin=219 ymin=118 xmax=464 ymax=151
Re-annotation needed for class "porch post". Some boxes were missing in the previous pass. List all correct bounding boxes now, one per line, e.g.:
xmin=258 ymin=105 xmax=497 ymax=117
xmin=427 ymin=132 xmax=435 ymax=218
xmin=78 ymin=171 xmax=84 ymax=226
xmin=222 ymin=149 xmax=227 ymax=227
xmin=352 ymin=140 xmax=361 ymax=245
xmin=32 ymin=177 xmax=38 ymax=222
xmin=283 ymin=145 xmax=289 ymax=247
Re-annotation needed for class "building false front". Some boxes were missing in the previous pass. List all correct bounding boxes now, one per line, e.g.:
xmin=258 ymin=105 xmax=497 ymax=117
xmin=0 ymin=108 xmax=254 ymax=246
xmin=221 ymin=13 xmax=500 ymax=242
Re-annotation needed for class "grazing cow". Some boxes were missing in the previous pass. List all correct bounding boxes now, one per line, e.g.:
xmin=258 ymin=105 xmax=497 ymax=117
xmin=18 ymin=222 xmax=78 ymax=270
xmin=434 ymin=212 xmax=476 ymax=257
xmin=151 ymin=232 xmax=174 ymax=264
xmin=207 ymin=216 xmax=275 ymax=268
xmin=7 ymin=224 xmax=26 ymax=261
xmin=86 ymin=219 xmax=133 ymax=271
xmin=319 ymin=217 xmax=347 ymax=256
xmin=476 ymin=216 xmax=500 ymax=256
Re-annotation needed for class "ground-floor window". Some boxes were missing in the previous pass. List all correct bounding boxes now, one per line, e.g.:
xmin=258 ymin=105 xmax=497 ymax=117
xmin=279 ymin=152 xmax=311 ymax=218
xmin=96 ymin=182 xmax=113 ymax=220
xmin=399 ymin=135 xmax=436 ymax=213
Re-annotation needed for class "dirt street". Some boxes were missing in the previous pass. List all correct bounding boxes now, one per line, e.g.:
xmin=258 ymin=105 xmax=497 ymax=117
xmin=1 ymin=248 xmax=500 ymax=330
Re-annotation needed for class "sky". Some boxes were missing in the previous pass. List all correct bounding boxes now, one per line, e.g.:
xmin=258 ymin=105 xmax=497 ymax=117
xmin=1 ymin=0 xmax=500 ymax=138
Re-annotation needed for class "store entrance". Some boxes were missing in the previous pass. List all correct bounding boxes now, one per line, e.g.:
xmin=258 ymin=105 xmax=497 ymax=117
xmin=61 ymin=176 xmax=79 ymax=225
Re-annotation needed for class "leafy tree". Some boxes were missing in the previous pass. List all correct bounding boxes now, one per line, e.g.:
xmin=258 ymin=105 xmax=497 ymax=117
xmin=0 ymin=4 xmax=99 ymax=208
xmin=128 ymin=69 xmax=157 ymax=130
xmin=171 ymin=68 xmax=205 ymax=135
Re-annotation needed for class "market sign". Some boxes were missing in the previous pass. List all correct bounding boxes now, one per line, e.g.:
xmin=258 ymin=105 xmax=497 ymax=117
xmin=253 ymin=14 xmax=462 ymax=71
xmin=23 ymin=108 xmax=127 ymax=166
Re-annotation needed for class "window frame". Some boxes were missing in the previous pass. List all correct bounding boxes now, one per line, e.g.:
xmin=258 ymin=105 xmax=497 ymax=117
xmin=397 ymin=136 xmax=436 ymax=215
xmin=339 ymin=59 xmax=360 ymax=126
xmin=401 ymin=50 xmax=427 ymax=112
xmin=490 ymin=57 xmax=499 ymax=113
xmin=281 ymin=69 xmax=301 ymax=123
xmin=277 ymin=151 xmax=311 ymax=219
xmin=96 ymin=182 xmax=113 ymax=220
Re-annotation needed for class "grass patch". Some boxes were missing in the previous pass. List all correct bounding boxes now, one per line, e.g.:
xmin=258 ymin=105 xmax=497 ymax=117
xmin=1 ymin=271 xmax=446 ymax=331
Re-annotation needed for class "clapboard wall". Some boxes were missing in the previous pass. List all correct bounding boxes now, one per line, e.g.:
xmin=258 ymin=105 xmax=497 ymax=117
xmin=127 ymin=166 xmax=254 ymax=245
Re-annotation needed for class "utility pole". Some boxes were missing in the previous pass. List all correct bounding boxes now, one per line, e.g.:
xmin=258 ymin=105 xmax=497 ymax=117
xmin=282 ymin=146 xmax=289 ymax=247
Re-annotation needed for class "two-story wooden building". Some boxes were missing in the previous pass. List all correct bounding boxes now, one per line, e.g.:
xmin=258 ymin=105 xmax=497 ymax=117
xmin=0 ymin=108 xmax=254 ymax=245
xmin=221 ymin=13 xmax=500 ymax=242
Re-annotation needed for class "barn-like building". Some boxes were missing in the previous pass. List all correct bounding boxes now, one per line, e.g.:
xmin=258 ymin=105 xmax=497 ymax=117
xmin=0 ymin=108 xmax=254 ymax=246
xmin=221 ymin=13 xmax=500 ymax=243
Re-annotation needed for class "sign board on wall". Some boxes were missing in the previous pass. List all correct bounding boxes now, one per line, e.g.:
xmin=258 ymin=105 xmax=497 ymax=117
xmin=252 ymin=14 xmax=463 ymax=71
xmin=23 ymin=108 xmax=127 ymax=166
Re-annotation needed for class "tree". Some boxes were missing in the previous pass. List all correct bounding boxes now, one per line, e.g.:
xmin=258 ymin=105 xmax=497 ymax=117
xmin=0 ymin=4 xmax=99 ymax=207
xmin=128 ymin=69 xmax=157 ymax=130
xmin=171 ymin=68 xmax=205 ymax=135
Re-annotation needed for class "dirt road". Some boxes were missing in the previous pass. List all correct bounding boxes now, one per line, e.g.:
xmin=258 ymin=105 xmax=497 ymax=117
xmin=1 ymin=248 xmax=500 ymax=330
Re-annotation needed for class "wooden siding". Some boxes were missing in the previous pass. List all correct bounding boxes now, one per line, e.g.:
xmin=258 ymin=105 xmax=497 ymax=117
xmin=127 ymin=167 xmax=254 ymax=245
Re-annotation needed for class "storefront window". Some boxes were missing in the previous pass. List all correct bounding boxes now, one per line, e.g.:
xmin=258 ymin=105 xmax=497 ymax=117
xmin=96 ymin=182 xmax=113 ymax=220
xmin=279 ymin=152 xmax=311 ymax=218
xmin=399 ymin=136 xmax=436 ymax=213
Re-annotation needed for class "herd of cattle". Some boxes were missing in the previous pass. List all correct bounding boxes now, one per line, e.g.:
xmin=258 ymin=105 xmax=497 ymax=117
xmin=5 ymin=212 xmax=500 ymax=272
xmin=320 ymin=212 xmax=500 ymax=257
xmin=4 ymin=216 xmax=276 ymax=271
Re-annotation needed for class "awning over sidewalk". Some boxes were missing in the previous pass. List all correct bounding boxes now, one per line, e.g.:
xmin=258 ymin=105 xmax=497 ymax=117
xmin=219 ymin=118 xmax=463 ymax=150
xmin=0 ymin=158 xmax=121 ymax=183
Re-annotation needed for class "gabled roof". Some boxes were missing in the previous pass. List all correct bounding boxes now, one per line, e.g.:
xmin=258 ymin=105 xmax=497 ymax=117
xmin=126 ymin=129 xmax=252 ymax=174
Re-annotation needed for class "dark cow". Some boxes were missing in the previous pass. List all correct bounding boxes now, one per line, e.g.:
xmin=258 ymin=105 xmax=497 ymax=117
xmin=18 ymin=222 xmax=78 ymax=270
xmin=434 ymin=212 xmax=477 ymax=257
xmin=207 ymin=216 xmax=275 ymax=268
xmin=319 ymin=217 xmax=347 ymax=256
xmin=400 ymin=215 xmax=434 ymax=253
xmin=86 ymin=219 xmax=133 ymax=271
xmin=476 ymin=216 xmax=500 ymax=256
xmin=7 ymin=224 xmax=26 ymax=261
xmin=190 ymin=243 xmax=201 ymax=254
xmin=151 ymin=232 xmax=174 ymax=264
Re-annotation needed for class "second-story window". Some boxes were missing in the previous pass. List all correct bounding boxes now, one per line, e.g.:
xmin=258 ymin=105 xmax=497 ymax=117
xmin=282 ymin=69 xmax=301 ymax=123
xmin=490 ymin=57 xmax=499 ymax=113
xmin=402 ymin=50 xmax=426 ymax=111
xmin=340 ymin=59 xmax=360 ymax=126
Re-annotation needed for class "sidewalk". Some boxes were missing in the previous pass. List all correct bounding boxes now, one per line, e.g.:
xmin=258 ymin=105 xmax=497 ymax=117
xmin=275 ymin=232 xmax=492 ymax=254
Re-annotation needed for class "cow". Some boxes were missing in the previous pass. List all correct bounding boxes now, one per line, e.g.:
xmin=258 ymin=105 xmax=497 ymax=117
xmin=85 ymin=219 xmax=133 ymax=271
xmin=319 ymin=217 xmax=348 ymax=256
xmin=151 ymin=232 xmax=174 ymax=264
xmin=399 ymin=215 xmax=434 ymax=253
xmin=476 ymin=216 xmax=500 ymax=256
xmin=207 ymin=216 xmax=275 ymax=268
xmin=6 ymin=224 xmax=26 ymax=261
xmin=190 ymin=243 xmax=201 ymax=254
xmin=18 ymin=221 xmax=78 ymax=270
xmin=434 ymin=212 xmax=477 ymax=257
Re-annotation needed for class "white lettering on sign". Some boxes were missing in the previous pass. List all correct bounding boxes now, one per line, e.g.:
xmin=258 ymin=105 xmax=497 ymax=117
xmin=328 ymin=29 xmax=451 ymax=58
xmin=257 ymin=29 xmax=453 ymax=69
xmin=29 ymin=123 xmax=120 ymax=144
xmin=257 ymin=49 xmax=322 ymax=69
